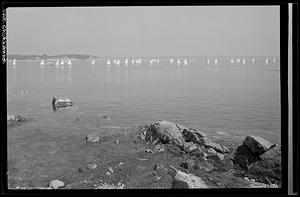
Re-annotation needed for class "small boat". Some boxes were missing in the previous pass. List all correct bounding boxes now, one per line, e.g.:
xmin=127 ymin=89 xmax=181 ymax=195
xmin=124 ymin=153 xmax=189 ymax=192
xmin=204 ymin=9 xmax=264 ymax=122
xmin=242 ymin=58 xmax=246 ymax=64
xmin=273 ymin=58 xmax=276 ymax=64
xmin=55 ymin=59 xmax=60 ymax=67
xmin=60 ymin=59 xmax=65 ymax=66
xmin=106 ymin=59 xmax=111 ymax=67
xmin=177 ymin=59 xmax=181 ymax=66
xmin=170 ymin=58 xmax=174 ymax=64
xmin=124 ymin=58 xmax=128 ymax=66
xmin=12 ymin=59 xmax=16 ymax=66
xmin=91 ymin=59 xmax=96 ymax=65
xmin=183 ymin=58 xmax=188 ymax=66
xmin=214 ymin=58 xmax=218 ymax=65
xmin=68 ymin=59 xmax=72 ymax=66
xmin=206 ymin=59 xmax=210 ymax=65
xmin=236 ymin=58 xmax=241 ymax=63
xmin=40 ymin=59 xmax=45 ymax=66
xmin=265 ymin=58 xmax=269 ymax=64
xmin=230 ymin=58 xmax=234 ymax=64
xmin=252 ymin=58 xmax=255 ymax=63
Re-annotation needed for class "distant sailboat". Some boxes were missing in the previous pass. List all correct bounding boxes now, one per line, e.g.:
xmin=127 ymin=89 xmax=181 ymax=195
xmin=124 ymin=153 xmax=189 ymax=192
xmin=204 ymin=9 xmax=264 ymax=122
xmin=124 ymin=58 xmax=128 ymax=66
xmin=273 ymin=58 xmax=276 ymax=64
xmin=91 ymin=59 xmax=96 ymax=65
xmin=170 ymin=58 xmax=174 ymax=64
xmin=252 ymin=58 xmax=255 ymax=63
xmin=116 ymin=59 xmax=120 ymax=67
xmin=132 ymin=59 xmax=135 ymax=64
xmin=242 ymin=58 xmax=246 ymax=64
xmin=214 ymin=58 xmax=218 ymax=65
xmin=12 ymin=59 xmax=16 ymax=66
xmin=157 ymin=58 xmax=160 ymax=64
xmin=60 ymin=59 xmax=65 ymax=66
xmin=236 ymin=58 xmax=241 ymax=63
xmin=40 ymin=59 xmax=45 ymax=66
xmin=68 ymin=59 xmax=72 ymax=66
xmin=230 ymin=58 xmax=234 ymax=64
xmin=183 ymin=58 xmax=188 ymax=66
xmin=177 ymin=59 xmax=181 ymax=66
xmin=106 ymin=59 xmax=111 ymax=67
xmin=265 ymin=58 xmax=269 ymax=64
xmin=206 ymin=59 xmax=210 ymax=65
xmin=55 ymin=59 xmax=60 ymax=67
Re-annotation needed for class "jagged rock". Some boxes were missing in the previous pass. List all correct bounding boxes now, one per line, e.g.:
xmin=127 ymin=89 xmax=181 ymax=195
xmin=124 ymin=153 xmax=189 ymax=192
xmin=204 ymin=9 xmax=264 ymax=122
xmin=145 ymin=120 xmax=185 ymax=146
xmin=182 ymin=128 xmax=207 ymax=143
xmin=171 ymin=167 xmax=209 ymax=188
xmin=182 ymin=142 xmax=194 ymax=151
xmin=243 ymin=136 xmax=274 ymax=155
xmin=180 ymin=159 xmax=196 ymax=170
xmin=208 ymin=152 xmax=224 ymax=163
xmin=200 ymin=137 xmax=229 ymax=154
xmin=105 ymin=167 xmax=114 ymax=176
xmin=86 ymin=134 xmax=100 ymax=143
xmin=233 ymin=143 xmax=260 ymax=170
xmin=7 ymin=114 xmax=26 ymax=126
xmin=195 ymin=160 xmax=215 ymax=172
xmin=49 ymin=180 xmax=64 ymax=189
xmin=259 ymin=145 xmax=281 ymax=160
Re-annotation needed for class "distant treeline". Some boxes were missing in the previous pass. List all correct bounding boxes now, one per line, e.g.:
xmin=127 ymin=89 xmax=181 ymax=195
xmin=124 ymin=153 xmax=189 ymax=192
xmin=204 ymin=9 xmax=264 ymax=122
xmin=7 ymin=54 xmax=98 ymax=60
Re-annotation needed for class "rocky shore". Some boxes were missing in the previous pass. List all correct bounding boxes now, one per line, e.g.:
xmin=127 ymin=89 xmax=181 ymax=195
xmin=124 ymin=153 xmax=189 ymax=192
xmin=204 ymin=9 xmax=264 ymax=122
xmin=7 ymin=117 xmax=280 ymax=189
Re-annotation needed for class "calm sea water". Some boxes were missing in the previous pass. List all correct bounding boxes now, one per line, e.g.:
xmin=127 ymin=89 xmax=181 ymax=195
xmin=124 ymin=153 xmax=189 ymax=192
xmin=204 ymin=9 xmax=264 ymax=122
xmin=7 ymin=58 xmax=281 ymax=144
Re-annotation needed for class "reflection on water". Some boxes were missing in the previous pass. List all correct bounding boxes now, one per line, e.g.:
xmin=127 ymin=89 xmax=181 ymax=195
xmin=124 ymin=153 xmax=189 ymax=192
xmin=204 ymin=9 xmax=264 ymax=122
xmin=68 ymin=67 xmax=72 ymax=83
xmin=40 ymin=67 xmax=45 ymax=83
xmin=60 ymin=66 xmax=64 ymax=82
xmin=105 ymin=67 xmax=112 ymax=84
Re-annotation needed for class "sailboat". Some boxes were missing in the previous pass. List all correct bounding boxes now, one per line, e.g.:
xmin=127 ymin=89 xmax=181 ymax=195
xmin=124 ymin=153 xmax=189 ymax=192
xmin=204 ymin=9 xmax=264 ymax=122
xmin=252 ymin=58 xmax=255 ymax=63
xmin=91 ymin=59 xmax=96 ymax=65
xmin=230 ymin=58 xmax=234 ymax=64
xmin=170 ymin=58 xmax=174 ymax=64
xmin=265 ymin=58 xmax=269 ymax=64
xmin=177 ymin=59 xmax=181 ymax=66
xmin=12 ymin=59 xmax=16 ymax=67
xmin=55 ymin=59 xmax=60 ymax=67
xmin=68 ymin=59 xmax=72 ymax=66
xmin=206 ymin=59 xmax=210 ymax=65
xmin=40 ymin=59 xmax=45 ymax=66
xmin=273 ymin=58 xmax=276 ymax=64
xmin=236 ymin=58 xmax=241 ymax=63
xmin=183 ymin=58 xmax=188 ymax=66
xmin=214 ymin=58 xmax=218 ymax=65
xmin=124 ymin=58 xmax=128 ymax=66
xmin=60 ymin=59 xmax=65 ymax=66
xmin=116 ymin=59 xmax=120 ymax=67
xmin=106 ymin=59 xmax=111 ymax=67
xmin=157 ymin=58 xmax=160 ymax=64
xmin=242 ymin=58 xmax=246 ymax=64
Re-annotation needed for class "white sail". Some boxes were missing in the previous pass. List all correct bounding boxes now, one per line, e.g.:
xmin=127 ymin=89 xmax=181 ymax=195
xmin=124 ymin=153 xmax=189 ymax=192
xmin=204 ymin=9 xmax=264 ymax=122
xmin=157 ymin=59 xmax=160 ymax=64
xmin=214 ymin=58 xmax=218 ymax=65
xmin=106 ymin=59 xmax=111 ymax=67
xmin=91 ymin=59 xmax=96 ymax=65
xmin=55 ymin=59 xmax=59 ymax=66
xmin=273 ymin=58 xmax=276 ymax=63
xmin=116 ymin=59 xmax=120 ymax=66
xmin=207 ymin=59 xmax=210 ymax=65
xmin=170 ymin=58 xmax=174 ymax=64
xmin=183 ymin=58 xmax=188 ymax=66
xmin=265 ymin=58 xmax=269 ymax=64
xmin=61 ymin=59 xmax=65 ymax=65
xmin=125 ymin=58 xmax=128 ymax=65
xmin=242 ymin=58 xmax=246 ymax=64
xmin=230 ymin=58 xmax=234 ymax=64
xmin=252 ymin=58 xmax=255 ymax=63
xmin=177 ymin=59 xmax=181 ymax=66
xmin=12 ymin=59 xmax=16 ymax=66
xmin=236 ymin=58 xmax=240 ymax=63
xmin=40 ymin=59 xmax=45 ymax=66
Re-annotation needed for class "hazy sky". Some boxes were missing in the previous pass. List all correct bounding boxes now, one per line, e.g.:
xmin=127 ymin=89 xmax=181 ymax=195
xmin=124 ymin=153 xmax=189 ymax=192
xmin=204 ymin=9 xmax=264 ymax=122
xmin=7 ymin=6 xmax=280 ymax=57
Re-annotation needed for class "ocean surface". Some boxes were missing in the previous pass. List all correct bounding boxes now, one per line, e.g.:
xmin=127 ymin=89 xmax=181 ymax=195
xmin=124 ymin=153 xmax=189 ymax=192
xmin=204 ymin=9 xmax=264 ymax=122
xmin=7 ymin=57 xmax=281 ymax=145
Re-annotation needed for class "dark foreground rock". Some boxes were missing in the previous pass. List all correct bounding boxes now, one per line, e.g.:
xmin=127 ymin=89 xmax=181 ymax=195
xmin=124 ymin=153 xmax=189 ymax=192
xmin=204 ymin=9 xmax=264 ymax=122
xmin=233 ymin=136 xmax=281 ymax=184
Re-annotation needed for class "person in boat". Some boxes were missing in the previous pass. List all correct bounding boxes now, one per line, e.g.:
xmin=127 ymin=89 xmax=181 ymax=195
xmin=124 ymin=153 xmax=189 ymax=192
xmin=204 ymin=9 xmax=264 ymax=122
xmin=52 ymin=97 xmax=57 ymax=111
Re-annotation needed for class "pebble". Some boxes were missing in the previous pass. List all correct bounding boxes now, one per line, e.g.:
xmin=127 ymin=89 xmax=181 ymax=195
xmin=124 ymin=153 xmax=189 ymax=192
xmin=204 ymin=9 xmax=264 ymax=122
xmin=49 ymin=180 xmax=64 ymax=189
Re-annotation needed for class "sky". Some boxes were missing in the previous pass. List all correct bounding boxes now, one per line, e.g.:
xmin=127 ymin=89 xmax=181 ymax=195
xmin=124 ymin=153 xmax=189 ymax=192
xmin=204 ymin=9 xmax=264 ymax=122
xmin=7 ymin=6 xmax=280 ymax=57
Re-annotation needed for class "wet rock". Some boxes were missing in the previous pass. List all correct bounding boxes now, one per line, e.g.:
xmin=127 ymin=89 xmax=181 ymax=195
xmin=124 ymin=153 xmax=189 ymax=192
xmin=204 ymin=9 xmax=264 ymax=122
xmin=86 ymin=134 xmax=100 ymax=143
xmin=49 ymin=180 xmax=64 ymax=189
xmin=144 ymin=120 xmax=185 ymax=146
xmin=87 ymin=164 xmax=97 ymax=169
xmin=171 ymin=167 xmax=209 ymax=188
xmin=200 ymin=137 xmax=229 ymax=154
xmin=243 ymin=136 xmax=273 ymax=155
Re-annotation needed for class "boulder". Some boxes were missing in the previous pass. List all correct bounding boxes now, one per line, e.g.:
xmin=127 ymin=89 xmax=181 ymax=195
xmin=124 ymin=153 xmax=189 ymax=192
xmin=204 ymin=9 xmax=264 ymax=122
xmin=259 ymin=145 xmax=281 ymax=160
xmin=144 ymin=120 xmax=185 ymax=146
xmin=200 ymin=137 xmax=229 ymax=154
xmin=86 ymin=134 xmax=100 ymax=143
xmin=243 ymin=136 xmax=274 ymax=155
xmin=49 ymin=180 xmax=64 ymax=189
xmin=182 ymin=128 xmax=207 ymax=143
xmin=233 ymin=143 xmax=259 ymax=170
xmin=171 ymin=167 xmax=209 ymax=188
xmin=55 ymin=98 xmax=73 ymax=108
xmin=180 ymin=159 xmax=196 ymax=170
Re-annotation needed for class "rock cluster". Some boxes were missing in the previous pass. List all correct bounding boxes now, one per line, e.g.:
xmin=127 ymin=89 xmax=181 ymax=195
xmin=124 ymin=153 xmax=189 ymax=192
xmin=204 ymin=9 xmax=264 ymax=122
xmin=233 ymin=135 xmax=281 ymax=184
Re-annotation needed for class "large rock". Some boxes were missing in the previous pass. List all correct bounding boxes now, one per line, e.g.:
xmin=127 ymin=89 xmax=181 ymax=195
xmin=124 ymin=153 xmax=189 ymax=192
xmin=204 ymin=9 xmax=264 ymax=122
xmin=259 ymin=145 xmax=281 ymax=160
xmin=200 ymin=137 xmax=229 ymax=154
xmin=233 ymin=143 xmax=259 ymax=170
xmin=49 ymin=180 xmax=64 ymax=189
xmin=145 ymin=120 xmax=185 ymax=146
xmin=182 ymin=128 xmax=207 ymax=143
xmin=171 ymin=167 xmax=209 ymax=188
xmin=243 ymin=136 xmax=274 ymax=155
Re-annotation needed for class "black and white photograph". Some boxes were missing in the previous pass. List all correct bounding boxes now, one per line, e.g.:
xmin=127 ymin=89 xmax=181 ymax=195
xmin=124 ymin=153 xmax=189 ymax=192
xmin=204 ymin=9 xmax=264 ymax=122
xmin=4 ymin=5 xmax=286 ymax=191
